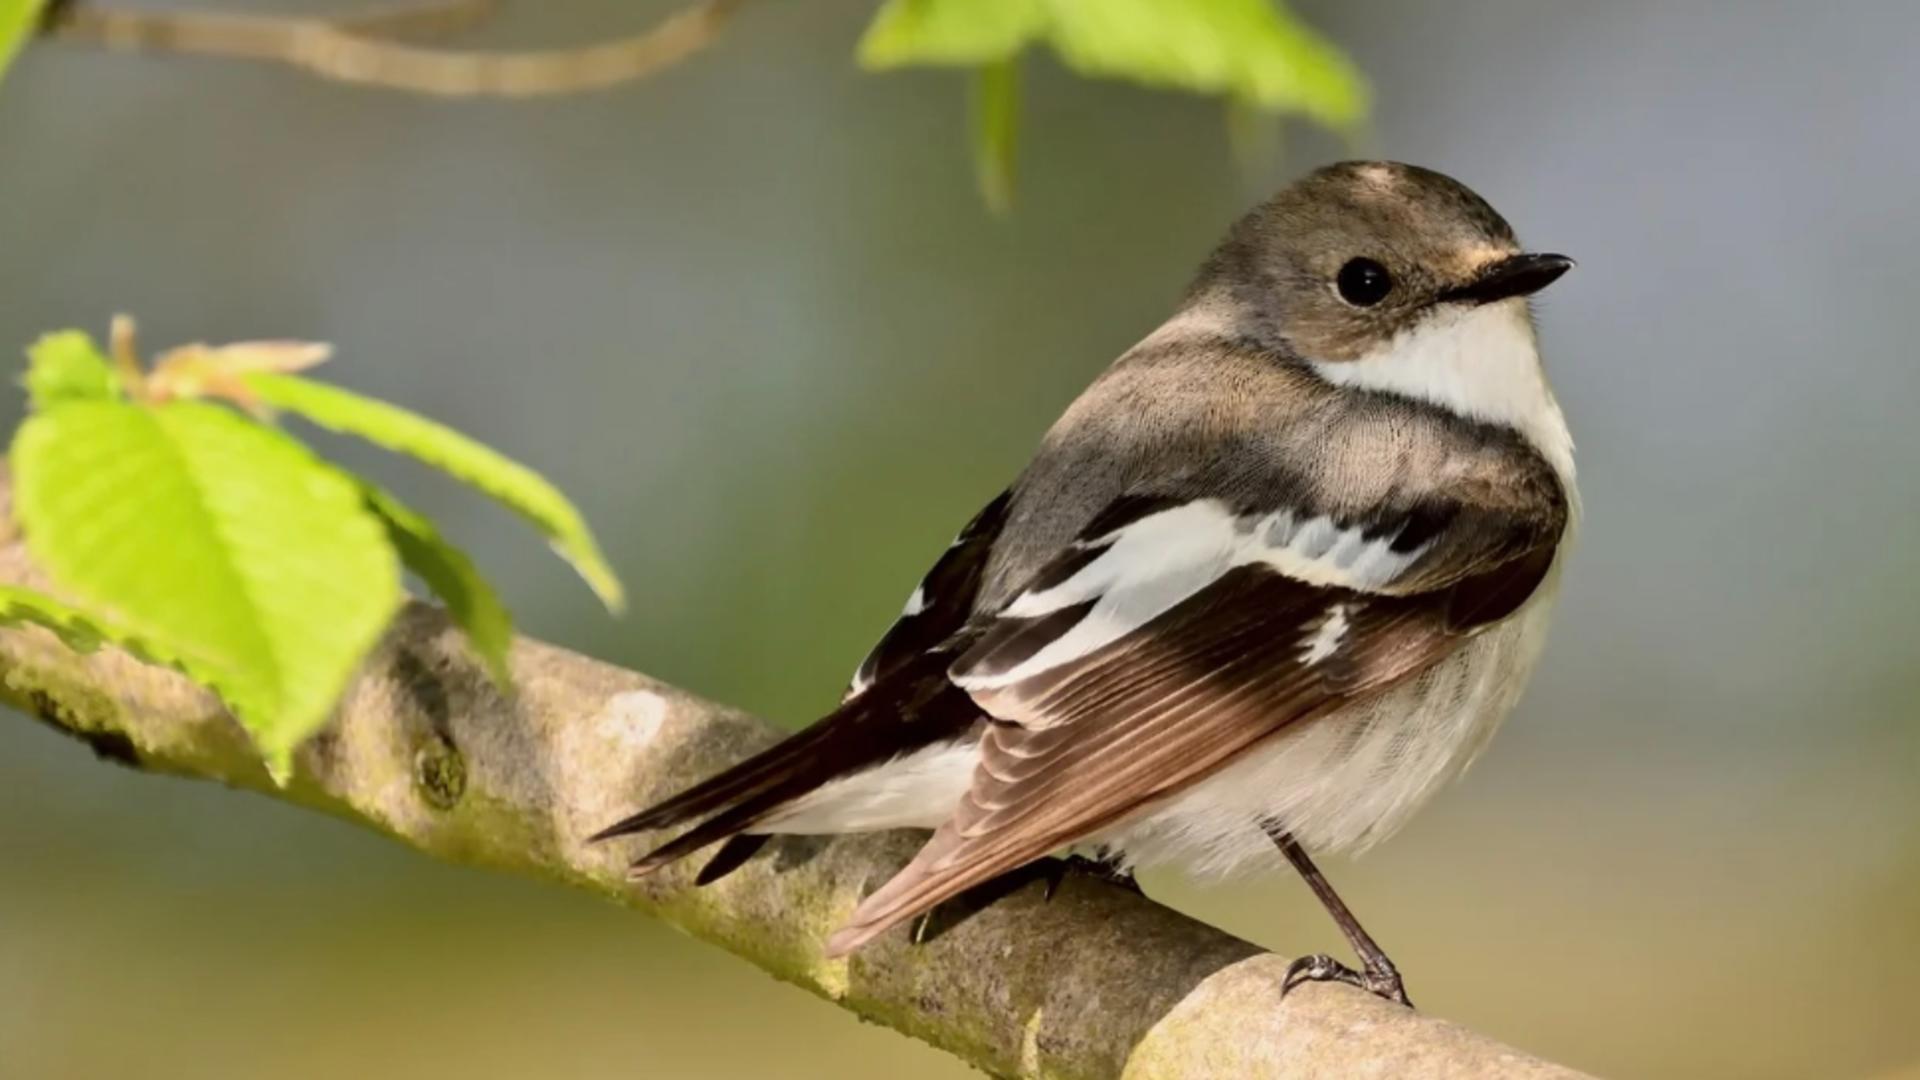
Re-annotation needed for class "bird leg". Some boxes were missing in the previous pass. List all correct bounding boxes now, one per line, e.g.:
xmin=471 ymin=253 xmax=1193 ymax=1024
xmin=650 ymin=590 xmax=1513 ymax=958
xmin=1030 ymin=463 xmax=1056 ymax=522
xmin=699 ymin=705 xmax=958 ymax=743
xmin=1262 ymin=823 xmax=1413 ymax=1008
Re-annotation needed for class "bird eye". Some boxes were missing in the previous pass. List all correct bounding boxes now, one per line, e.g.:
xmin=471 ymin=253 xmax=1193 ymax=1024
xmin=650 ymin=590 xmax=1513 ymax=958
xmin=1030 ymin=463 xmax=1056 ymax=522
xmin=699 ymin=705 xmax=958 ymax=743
xmin=1335 ymin=258 xmax=1394 ymax=307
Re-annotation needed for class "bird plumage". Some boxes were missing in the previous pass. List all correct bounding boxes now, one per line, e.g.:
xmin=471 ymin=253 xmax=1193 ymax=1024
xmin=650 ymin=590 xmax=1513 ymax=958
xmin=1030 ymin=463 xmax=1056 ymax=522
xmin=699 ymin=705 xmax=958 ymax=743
xmin=593 ymin=160 xmax=1578 ymax=963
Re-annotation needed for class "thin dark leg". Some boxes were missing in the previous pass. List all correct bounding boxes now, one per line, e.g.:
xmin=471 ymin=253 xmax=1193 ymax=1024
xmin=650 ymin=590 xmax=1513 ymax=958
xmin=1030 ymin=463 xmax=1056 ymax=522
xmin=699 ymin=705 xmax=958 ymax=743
xmin=1262 ymin=823 xmax=1413 ymax=1007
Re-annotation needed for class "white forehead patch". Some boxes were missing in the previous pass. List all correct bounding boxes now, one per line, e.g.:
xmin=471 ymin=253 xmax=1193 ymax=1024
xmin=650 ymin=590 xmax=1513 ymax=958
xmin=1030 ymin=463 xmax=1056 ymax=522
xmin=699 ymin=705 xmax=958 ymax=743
xmin=1355 ymin=163 xmax=1398 ymax=189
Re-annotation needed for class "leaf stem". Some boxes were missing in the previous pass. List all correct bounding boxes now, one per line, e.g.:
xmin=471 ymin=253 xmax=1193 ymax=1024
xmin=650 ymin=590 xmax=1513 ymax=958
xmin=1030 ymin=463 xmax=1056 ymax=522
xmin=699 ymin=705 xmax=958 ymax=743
xmin=107 ymin=314 xmax=146 ymax=402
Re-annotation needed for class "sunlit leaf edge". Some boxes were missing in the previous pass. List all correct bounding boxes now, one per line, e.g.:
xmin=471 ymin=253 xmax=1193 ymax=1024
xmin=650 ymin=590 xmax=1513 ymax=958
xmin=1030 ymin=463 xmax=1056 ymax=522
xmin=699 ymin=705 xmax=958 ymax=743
xmin=242 ymin=371 xmax=625 ymax=614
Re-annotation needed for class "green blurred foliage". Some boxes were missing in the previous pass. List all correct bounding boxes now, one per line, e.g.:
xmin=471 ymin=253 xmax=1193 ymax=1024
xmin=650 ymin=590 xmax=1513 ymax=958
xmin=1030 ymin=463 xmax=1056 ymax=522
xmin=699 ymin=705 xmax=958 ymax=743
xmin=860 ymin=0 xmax=1367 ymax=204
xmin=860 ymin=0 xmax=1365 ymax=125
xmin=970 ymin=58 xmax=1021 ymax=214
xmin=0 ymin=0 xmax=44 ymax=86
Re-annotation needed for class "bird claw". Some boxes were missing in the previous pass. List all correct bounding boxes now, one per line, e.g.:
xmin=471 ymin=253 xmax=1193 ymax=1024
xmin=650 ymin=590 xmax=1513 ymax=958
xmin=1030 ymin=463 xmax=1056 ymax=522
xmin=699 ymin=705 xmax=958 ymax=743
xmin=1048 ymin=852 xmax=1142 ymax=900
xmin=1281 ymin=952 xmax=1414 ymax=1008
xmin=908 ymin=853 xmax=1145 ymax=946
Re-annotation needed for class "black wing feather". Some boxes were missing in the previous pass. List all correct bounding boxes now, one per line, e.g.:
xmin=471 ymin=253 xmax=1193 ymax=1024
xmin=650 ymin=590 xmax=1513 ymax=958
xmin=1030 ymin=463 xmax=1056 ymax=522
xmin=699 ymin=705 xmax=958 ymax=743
xmin=592 ymin=490 xmax=1012 ymax=880
xmin=847 ymin=489 xmax=1011 ymax=697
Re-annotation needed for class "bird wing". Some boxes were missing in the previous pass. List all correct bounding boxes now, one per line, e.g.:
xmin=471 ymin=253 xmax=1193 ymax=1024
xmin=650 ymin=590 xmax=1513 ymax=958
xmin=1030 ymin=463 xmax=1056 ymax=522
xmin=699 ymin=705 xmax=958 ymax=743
xmin=592 ymin=489 xmax=1012 ymax=873
xmin=825 ymin=484 xmax=1565 ymax=955
xmin=845 ymin=489 xmax=1011 ymax=699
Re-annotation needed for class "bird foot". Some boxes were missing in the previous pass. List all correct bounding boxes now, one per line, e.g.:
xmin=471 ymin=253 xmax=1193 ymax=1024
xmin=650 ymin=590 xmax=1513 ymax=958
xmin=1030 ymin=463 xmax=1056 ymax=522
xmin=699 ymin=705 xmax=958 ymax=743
xmin=1281 ymin=952 xmax=1413 ymax=1008
xmin=908 ymin=854 xmax=1144 ymax=946
xmin=1047 ymin=853 xmax=1143 ymax=899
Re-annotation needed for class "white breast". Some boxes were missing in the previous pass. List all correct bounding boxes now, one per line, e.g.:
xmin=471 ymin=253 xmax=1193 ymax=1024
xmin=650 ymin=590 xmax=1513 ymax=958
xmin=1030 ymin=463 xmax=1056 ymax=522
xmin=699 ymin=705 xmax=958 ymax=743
xmin=1314 ymin=297 xmax=1577 ymax=483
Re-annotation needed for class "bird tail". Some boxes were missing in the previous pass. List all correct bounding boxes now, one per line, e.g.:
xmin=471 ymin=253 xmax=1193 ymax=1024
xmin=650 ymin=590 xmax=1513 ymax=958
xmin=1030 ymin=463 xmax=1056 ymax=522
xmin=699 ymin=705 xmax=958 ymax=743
xmin=589 ymin=649 xmax=976 ymax=881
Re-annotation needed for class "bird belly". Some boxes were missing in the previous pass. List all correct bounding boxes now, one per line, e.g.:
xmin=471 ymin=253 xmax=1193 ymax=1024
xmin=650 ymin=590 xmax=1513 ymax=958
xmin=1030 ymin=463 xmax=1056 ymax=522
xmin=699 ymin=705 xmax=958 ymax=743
xmin=1094 ymin=584 xmax=1561 ymax=876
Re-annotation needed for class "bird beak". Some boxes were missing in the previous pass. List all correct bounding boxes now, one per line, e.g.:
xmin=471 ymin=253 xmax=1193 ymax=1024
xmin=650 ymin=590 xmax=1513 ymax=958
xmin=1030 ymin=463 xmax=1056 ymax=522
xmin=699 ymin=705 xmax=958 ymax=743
xmin=1440 ymin=253 xmax=1574 ymax=306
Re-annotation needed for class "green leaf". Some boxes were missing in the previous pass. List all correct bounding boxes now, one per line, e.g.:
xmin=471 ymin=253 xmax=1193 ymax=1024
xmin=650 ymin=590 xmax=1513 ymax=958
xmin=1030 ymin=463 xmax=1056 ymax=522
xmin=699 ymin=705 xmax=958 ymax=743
xmin=1044 ymin=0 xmax=1366 ymax=129
xmin=0 ymin=0 xmax=46 ymax=87
xmin=0 ymin=583 xmax=109 ymax=652
xmin=360 ymin=482 xmax=513 ymax=687
xmin=23 ymin=330 xmax=121 ymax=409
xmin=971 ymin=58 xmax=1021 ymax=215
xmin=242 ymin=372 xmax=625 ymax=614
xmin=11 ymin=400 xmax=403 ymax=776
xmin=859 ymin=0 xmax=1045 ymax=69
xmin=857 ymin=0 xmax=1367 ymax=132
xmin=0 ymin=581 xmax=215 ymax=673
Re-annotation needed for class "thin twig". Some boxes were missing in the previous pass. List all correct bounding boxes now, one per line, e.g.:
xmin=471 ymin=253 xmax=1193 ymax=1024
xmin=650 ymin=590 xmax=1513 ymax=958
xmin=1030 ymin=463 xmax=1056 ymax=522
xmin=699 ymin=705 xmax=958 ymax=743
xmin=42 ymin=0 xmax=742 ymax=97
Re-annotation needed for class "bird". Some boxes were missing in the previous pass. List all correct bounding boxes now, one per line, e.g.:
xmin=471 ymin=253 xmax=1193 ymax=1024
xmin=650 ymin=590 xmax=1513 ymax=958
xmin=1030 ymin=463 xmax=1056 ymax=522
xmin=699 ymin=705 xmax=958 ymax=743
xmin=593 ymin=160 xmax=1576 ymax=1006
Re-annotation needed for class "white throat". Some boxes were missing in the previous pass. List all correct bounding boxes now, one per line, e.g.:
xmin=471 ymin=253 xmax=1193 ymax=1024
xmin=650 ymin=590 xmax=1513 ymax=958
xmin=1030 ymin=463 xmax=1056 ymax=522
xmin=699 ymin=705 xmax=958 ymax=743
xmin=1310 ymin=300 xmax=1576 ymax=482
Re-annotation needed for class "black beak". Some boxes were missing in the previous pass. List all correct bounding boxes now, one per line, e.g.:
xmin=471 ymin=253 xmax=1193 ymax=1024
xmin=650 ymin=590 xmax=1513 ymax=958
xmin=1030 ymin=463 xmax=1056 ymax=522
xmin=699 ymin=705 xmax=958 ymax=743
xmin=1439 ymin=252 xmax=1574 ymax=306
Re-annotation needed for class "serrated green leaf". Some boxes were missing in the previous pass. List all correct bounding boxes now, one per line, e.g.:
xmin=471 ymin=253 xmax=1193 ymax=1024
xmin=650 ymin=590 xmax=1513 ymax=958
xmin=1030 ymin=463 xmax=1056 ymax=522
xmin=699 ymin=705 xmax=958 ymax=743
xmin=360 ymin=482 xmax=513 ymax=687
xmin=972 ymin=58 xmax=1020 ymax=214
xmin=0 ymin=581 xmax=212 ymax=673
xmin=23 ymin=330 xmax=121 ymax=409
xmin=0 ymin=0 xmax=46 ymax=87
xmin=859 ymin=0 xmax=1045 ymax=69
xmin=242 ymin=372 xmax=625 ymax=614
xmin=0 ymin=584 xmax=108 ymax=652
xmin=11 ymin=400 xmax=403 ymax=776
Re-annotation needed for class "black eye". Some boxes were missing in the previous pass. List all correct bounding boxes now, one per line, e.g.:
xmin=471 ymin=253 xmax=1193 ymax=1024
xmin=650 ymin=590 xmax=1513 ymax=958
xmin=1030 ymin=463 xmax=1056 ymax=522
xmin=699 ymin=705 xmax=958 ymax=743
xmin=1336 ymin=258 xmax=1393 ymax=306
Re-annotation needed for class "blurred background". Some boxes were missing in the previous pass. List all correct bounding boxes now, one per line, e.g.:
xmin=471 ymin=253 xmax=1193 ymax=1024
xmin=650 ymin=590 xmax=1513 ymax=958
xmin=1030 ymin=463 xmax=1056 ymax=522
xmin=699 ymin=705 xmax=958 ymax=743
xmin=2 ymin=1 xmax=1918 ymax=1077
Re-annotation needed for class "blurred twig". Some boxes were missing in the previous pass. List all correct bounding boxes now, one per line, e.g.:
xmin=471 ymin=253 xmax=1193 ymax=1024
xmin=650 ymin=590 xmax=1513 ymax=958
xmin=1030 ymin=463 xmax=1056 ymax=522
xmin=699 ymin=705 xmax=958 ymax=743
xmin=40 ymin=0 xmax=741 ymax=96
xmin=0 ymin=467 xmax=1589 ymax=1080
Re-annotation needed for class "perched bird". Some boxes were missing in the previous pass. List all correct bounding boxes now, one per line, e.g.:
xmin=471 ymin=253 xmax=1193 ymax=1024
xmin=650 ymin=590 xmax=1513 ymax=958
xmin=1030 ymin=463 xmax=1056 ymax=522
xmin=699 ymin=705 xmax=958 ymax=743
xmin=594 ymin=161 xmax=1576 ymax=1005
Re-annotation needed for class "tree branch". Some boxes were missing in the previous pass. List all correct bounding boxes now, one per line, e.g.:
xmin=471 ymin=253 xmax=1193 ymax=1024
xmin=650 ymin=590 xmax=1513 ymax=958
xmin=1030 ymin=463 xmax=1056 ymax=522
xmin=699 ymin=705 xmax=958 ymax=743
xmin=40 ymin=0 xmax=741 ymax=97
xmin=0 ymin=486 xmax=1589 ymax=1079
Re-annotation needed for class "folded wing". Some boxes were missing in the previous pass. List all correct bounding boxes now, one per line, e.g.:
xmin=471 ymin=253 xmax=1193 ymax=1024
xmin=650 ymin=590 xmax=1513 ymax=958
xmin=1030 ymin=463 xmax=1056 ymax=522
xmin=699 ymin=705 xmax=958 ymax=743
xmin=825 ymin=489 xmax=1563 ymax=955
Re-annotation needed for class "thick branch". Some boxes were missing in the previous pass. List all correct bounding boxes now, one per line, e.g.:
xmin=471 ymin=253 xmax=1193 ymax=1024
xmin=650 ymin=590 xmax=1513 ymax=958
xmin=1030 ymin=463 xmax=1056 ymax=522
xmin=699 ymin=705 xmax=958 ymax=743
xmin=0 ymin=517 xmax=1589 ymax=1079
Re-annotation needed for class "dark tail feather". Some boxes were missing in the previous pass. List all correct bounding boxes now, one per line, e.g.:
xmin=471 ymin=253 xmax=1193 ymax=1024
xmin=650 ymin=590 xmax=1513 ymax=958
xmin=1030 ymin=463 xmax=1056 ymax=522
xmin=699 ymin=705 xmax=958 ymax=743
xmin=626 ymin=795 xmax=795 ymax=877
xmin=587 ymin=721 xmax=840 ymax=842
xmin=592 ymin=648 xmax=980 ymax=876
xmin=695 ymin=835 xmax=769 ymax=886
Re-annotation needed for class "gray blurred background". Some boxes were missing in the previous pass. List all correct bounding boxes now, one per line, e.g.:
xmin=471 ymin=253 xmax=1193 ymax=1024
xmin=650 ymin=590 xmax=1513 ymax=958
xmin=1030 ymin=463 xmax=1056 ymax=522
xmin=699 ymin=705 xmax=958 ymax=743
xmin=2 ymin=1 xmax=1917 ymax=1077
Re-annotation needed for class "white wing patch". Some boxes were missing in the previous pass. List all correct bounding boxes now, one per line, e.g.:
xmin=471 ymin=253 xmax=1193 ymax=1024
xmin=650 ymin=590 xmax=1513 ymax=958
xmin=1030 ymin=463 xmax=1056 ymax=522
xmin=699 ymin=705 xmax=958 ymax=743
xmin=955 ymin=499 xmax=1429 ymax=691
xmin=1242 ymin=507 xmax=1425 ymax=589
xmin=1299 ymin=603 xmax=1350 ymax=666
